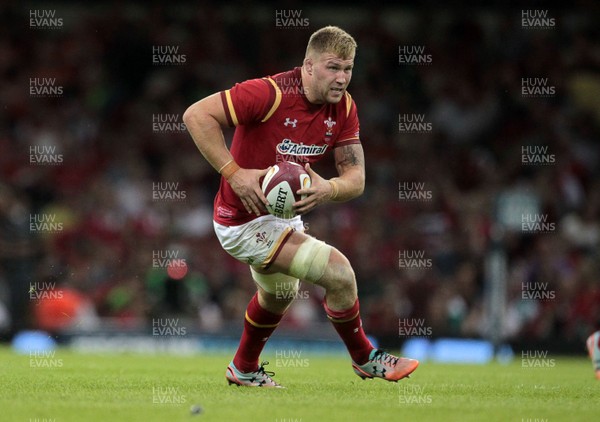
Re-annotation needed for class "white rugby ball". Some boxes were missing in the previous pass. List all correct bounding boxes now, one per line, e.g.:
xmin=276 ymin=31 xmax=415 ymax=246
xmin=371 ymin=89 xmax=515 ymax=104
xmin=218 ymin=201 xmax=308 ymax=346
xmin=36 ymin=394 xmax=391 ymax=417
xmin=261 ymin=161 xmax=311 ymax=218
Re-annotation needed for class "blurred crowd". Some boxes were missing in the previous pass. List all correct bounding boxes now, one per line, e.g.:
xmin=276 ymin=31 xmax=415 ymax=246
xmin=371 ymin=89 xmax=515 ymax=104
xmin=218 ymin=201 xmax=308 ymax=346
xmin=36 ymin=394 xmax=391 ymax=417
xmin=0 ymin=3 xmax=598 ymax=348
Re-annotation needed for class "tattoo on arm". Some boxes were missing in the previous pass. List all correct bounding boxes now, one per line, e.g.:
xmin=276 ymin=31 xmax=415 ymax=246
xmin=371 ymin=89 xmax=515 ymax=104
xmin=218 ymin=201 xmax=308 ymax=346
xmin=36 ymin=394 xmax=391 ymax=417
xmin=338 ymin=145 xmax=362 ymax=167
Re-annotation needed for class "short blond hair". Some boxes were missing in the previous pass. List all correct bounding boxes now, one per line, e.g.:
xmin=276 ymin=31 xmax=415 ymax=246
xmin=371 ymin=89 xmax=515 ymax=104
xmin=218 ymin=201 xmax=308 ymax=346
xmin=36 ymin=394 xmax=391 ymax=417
xmin=306 ymin=26 xmax=357 ymax=60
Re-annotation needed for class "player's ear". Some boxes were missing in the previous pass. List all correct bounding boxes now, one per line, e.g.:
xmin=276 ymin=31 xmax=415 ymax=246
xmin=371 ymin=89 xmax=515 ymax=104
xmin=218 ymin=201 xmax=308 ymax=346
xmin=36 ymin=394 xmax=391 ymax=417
xmin=303 ymin=57 xmax=313 ymax=75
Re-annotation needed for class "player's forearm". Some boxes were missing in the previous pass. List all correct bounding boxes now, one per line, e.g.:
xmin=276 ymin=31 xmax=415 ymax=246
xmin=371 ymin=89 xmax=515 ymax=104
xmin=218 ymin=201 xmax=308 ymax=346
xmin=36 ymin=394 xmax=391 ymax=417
xmin=183 ymin=103 xmax=238 ymax=178
xmin=329 ymin=144 xmax=365 ymax=202
xmin=329 ymin=167 xmax=364 ymax=202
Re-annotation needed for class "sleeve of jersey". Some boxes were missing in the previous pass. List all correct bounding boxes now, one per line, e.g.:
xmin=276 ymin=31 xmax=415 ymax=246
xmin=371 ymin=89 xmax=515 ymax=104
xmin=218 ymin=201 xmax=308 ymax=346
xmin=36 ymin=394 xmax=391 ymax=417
xmin=219 ymin=78 xmax=275 ymax=127
xmin=334 ymin=95 xmax=361 ymax=148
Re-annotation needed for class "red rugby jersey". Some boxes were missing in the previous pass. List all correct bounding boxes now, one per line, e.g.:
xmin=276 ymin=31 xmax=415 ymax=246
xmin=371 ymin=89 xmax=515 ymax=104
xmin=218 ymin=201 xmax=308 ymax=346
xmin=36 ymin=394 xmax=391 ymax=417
xmin=215 ymin=67 xmax=361 ymax=226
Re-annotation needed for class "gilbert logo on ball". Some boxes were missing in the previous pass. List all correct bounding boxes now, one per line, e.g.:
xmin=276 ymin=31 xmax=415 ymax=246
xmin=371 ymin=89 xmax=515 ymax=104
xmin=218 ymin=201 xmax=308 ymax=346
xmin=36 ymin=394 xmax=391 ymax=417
xmin=262 ymin=161 xmax=311 ymax=219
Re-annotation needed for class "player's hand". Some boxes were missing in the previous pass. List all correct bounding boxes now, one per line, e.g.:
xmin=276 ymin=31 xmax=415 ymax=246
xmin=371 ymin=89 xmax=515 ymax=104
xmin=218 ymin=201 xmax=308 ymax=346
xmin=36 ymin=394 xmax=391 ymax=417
xmin=293 ymin=163 xmax=333 ymax=215
xmin=227 ymin=168 xmax=270 ymax=216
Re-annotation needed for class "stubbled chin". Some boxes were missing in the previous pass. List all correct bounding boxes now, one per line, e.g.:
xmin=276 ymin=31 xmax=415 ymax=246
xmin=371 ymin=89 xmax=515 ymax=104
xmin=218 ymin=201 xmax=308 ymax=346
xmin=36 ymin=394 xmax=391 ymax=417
xmin=326 ymin=93 xmax=344 ymax=103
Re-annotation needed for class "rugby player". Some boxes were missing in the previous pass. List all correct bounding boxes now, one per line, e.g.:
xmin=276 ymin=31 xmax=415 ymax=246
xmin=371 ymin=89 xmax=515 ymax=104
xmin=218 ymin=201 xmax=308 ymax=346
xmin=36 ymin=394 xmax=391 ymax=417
xmin=184 ymin=26 xmax=418 ymax=387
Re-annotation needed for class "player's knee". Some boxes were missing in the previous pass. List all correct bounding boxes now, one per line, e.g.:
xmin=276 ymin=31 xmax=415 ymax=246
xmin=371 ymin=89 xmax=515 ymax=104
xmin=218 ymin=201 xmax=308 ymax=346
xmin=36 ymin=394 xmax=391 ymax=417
xmin=323 ymin=250 xmax=356 ymax=292
xmin=287 ymin=237 xmax=355 ymax=291
xmin=288 ymin=236 xmax=332 ymax=283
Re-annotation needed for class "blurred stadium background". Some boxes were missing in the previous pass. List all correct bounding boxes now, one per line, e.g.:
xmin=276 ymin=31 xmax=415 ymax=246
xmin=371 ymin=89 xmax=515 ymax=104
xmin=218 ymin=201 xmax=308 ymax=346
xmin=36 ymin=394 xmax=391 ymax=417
xmin=1 ymin=1 xmax=599 ymax=358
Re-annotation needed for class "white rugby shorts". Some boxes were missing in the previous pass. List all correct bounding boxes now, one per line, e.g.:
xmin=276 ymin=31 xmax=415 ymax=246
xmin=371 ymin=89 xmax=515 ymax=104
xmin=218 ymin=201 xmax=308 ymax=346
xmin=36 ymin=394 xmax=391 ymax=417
xmin=213 ymin=214 xmax=305 ymax=268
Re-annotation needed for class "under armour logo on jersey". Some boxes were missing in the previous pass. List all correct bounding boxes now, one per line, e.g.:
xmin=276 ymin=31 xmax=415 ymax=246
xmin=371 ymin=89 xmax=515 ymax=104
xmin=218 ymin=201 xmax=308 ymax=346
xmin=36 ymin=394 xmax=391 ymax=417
xmin=324 ymin=117 xmax=336 ymax=136
xmin=284 ymin=117 xmax=297 ymax=128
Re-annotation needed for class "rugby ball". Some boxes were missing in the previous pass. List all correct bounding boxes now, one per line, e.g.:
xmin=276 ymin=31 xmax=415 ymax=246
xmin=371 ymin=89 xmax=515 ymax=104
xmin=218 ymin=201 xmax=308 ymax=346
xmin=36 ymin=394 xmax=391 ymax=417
xmin=261 ymin=161 xmax=311 ymax=218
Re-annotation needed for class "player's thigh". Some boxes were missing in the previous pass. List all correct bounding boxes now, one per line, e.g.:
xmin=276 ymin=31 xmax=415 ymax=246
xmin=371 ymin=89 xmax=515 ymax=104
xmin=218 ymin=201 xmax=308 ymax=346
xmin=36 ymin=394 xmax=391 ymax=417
xmin=213 ymin=215 xmax=304 ymax=268
xmin=251 ymin=267 xmax=299 ymax=297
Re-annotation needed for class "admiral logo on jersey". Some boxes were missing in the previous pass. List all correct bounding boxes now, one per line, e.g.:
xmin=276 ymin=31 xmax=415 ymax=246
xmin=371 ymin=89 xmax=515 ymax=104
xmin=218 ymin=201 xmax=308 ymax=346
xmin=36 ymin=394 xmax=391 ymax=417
xmin=276 ymin=139 xmax=328 ymax=156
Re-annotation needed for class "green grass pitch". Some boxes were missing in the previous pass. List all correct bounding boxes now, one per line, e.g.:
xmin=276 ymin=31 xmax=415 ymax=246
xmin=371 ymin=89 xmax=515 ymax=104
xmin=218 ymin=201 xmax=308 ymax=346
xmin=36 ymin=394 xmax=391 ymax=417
xmin=0 ymin=347 xmax=597 ymax=422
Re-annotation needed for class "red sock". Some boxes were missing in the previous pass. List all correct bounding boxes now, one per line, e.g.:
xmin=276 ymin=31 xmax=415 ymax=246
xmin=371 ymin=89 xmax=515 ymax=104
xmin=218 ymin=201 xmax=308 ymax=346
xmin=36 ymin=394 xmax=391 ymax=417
xmin=324 ymin=298 xmax=374 ymax=365
xmin=233 ymin=293 xmax=283 ymax=373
